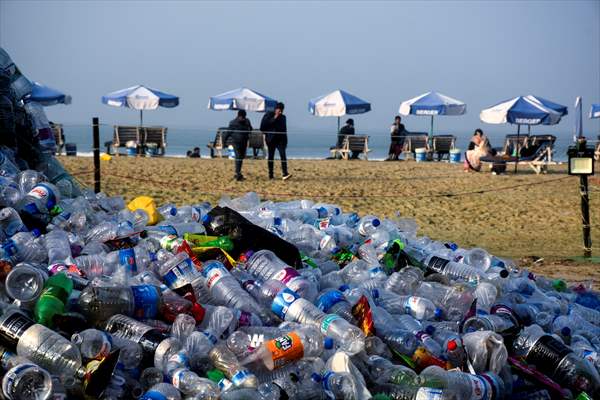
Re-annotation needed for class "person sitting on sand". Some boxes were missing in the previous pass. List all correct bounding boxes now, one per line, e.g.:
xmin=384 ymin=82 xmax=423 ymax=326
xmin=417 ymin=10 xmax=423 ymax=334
xmin=465 ymin=128 xmax=491 ymax=171
xmin=387 ymin=116 xmax=406 ymax=160
xmin=190 ymin=147 xmax=201 ymax=158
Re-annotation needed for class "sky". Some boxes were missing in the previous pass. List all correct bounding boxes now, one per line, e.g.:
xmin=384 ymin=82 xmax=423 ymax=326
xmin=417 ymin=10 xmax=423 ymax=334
xmin=1 ymin=0 xmax=599 ymax=136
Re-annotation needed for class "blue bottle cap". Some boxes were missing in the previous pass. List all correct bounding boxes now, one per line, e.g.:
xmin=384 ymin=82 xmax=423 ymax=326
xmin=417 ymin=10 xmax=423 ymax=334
xmin=324 ymin=337 xmax=334 ymax=349
xmin=201 ymin=214 xmax=212 ymax=224
xmin=425 ymin=325 xmax=436 ymax=335
xmin=434 ymin=308 xmax=444 ymax=319
xmin=31 ymin=228 xmax=41 ymax=237
xmin=372 ymin=218 xmax=381 ymax=227
xmin=317 ymin=207 xmax=328 ymax=218
xmin=273 ymin=217 xmax=282 ymax=226
xmin=338 ymin=284 xmax=350 ymax=292
xmin=561 ymin=327 xmax=572 ymax=337
xmin=311 ymin=373 xmax=322 ymax=383
xmin=170 ymin=207 xmax=177 ymax=216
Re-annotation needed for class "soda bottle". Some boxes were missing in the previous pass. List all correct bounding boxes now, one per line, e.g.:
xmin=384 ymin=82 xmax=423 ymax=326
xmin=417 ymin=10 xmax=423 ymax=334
xmin=184 ymin=233 xmax=234 ymax=252
xmin=4 ymin=263 xmax=48 ymax=308
xmin=0 ymin=345 xmax=53 ymax=400
xmin=34 ymin=271 xmax=73 ymax=327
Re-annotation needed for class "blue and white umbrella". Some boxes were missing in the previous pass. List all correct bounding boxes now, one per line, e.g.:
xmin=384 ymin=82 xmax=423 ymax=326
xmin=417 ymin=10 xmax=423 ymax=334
xmin=480 ymin=95 xmax=567 ymax=126
xmin=102 ymin=85 xmax=179 ymax=126
xmin=24 ymin=82 xmax=72 ymax=106
xmin=590 ymin=104 xmax=600 ymax=119
xmin=399 ymin=91 xmax=466 ymax=139
xmin=208 ymin=87 xmax=277 ymax=112
xmin=308 ymin=89 xmax=371 ymax=131
xmin=480 ymin=95 xmax=567 ymax=172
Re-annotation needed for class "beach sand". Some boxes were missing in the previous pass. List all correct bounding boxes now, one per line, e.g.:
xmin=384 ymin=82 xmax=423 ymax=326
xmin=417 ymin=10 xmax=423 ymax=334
xmin=59 ymin=156 xmax=600 ymax=285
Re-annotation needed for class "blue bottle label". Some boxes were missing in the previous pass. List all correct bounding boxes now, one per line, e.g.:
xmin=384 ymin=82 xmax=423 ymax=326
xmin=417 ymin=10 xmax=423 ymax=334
xmin=316 ymin=290 xmax=345 ymax=312
xmin=118 ymin=248 xmax=137 ymax=274
xmin=1 ymin=240 xmax=17 ymax=257
xmin=27 ymin=183 xmax=57 ymax=210
xmin=368 ymin=267 xmax=384 ymax=277
xmin=140 ymin=390 xmax=168 ymax=400
xmin=271 ymin=288 xmax=300 ymax=319
xmin=156 ymin=225 xmax=177 ymax=236
xmin=231 ymin=369 xmax=252 ymax=386
xmin=162 ymin=257 xmax=195 ymax=288
xmin=131 ymin=285 xmax=160 ymax=319
xmin=202 ymin=261 xmax=228 ymax=289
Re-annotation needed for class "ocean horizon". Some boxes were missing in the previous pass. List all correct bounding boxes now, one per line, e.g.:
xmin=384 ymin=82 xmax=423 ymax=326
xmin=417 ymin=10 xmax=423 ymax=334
xmin=56 ymin=123 xmax=588 ymax=162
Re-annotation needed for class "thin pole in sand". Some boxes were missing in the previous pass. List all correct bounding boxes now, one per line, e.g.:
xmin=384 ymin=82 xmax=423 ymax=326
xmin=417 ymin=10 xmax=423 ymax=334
xmin=140 ymin=109 xmax=143 ymax=127
xmin=514 ymin=124 xmax=521 ymax=174
xmin=93 ymin=117 xmax=101 ymax=193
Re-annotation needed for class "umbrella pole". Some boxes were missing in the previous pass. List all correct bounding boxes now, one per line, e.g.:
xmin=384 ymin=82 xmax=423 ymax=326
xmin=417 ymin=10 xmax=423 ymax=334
xmin=430 ymin=115 xmax=434 ymax=147
xmin=140 ymin=110 xmax=143 ymax=127
xmin=514 ymin=124 xmax=520 ymax=174
xmin=337 ymin=116 xmax=340 ymax=133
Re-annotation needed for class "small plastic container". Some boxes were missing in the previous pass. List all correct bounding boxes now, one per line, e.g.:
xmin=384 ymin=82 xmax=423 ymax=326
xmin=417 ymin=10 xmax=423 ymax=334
xmin=450 ymin=148 xmax=461 ymax=163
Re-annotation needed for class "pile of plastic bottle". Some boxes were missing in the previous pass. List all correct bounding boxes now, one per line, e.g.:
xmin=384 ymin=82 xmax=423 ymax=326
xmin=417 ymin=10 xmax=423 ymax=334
xmin=2 ymin=170 xmax=600 ymax=400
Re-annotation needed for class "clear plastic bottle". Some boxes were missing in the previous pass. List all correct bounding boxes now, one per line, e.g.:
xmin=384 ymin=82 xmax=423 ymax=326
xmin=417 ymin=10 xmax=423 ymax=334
xmin=316 ymin=289 xmax=356 ymax=323
xmin=1 ymin=348 xmax=53 ymax=400
xmin=321 ymin=371 xmax=357 ymax=399
xmin=0 ymin=311 xmax=83 ymax=378
xmin=362 ymin=355 xmax=418 ymax=386
xmin=17 ymin=182 xmax=61 ymax=217
xmin=241 ymin=325 xmax=324 ymax=370
xmin=424 ymin=254 xmax=504 ymax=283
xmin=464 ymin=248 xmax=492 ymax=271
xmin=0 ymin=207 xmax=27 ymax=237
xmin=104 ymin=314 xmax=169 ymax=365
xmin=372 ymin=289 xmax=442 ymax=320
xmin=84 ymin=220 xmax=134 ymax=243
xmin=4 ymin=263 xmax=48 ymax=307
xmin=78 ymin=284 xmax=163 ymax=326
xmin=70 ymin=329 xmax=112 ymax=360
xmin=43 ymin=229 xmax=71 ymax=264
xmin=245 ymin=250 xmax=318 ymax=301
xmin=357 ymin=215 xmax=381 ymax=237
xmin=209 ymin=343 xmax=258 ymax=388
xmin=419 ymin=365 xmax=508 ymax=400
xmin=201 ymin=260 xmax=269 ymax=322
xmin=383 ymin=267 xmax=424 ymax=295
xmin=2 ymin=231 xmax=46 ymax=263
xmin=170 ymin=367 xmax=219 ymax=397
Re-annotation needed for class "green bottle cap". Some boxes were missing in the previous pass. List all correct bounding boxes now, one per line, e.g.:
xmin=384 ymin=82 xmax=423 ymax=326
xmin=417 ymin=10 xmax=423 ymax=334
xmin=372 ymin=395 xmax=391 ymax=400
xmin=576 ymin=392 xmax=592 ymax=400
xmin=552 ymin=279 xmax=567 ymax=292
xmin=206 ymin=369 xmax=225 ymax=383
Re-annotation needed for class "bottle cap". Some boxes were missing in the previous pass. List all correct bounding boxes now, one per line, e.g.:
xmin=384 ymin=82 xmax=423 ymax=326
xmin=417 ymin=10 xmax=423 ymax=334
xmin=447 ymin=339 xmax=458 ymax=351
xmin=372 ymin=218 xmax=381 ymax=227
xmin=338 ymin=284 xmax=350 ymax=292
xmin=273 ymin=217 xmax=282 ymax=226
xmin=31 ymin=228 xmax=41 ymax=237
xmin=170 ymin=207 xmax=177 ymax=216
xmin=372 ymin=395 xmax=391 ymax=400
xmin=206 ymin=368 xmax=225 ymax=383
xmin=324 ymin=337 xmax=334 ymax=349
xmin=310 ymin=373 xmax=322 ymax=383
xmin=561 ymin=326 xmax=571 ymax=337
xmin=425 ymin=325 xmax=435 ymax=335
xmin=434 ymin=308 xmax=444 ymax=319
xmin=201 ymin=214 xmax=212 ymax=224
xmin=499 ymin=269 xmax=509 ymax=278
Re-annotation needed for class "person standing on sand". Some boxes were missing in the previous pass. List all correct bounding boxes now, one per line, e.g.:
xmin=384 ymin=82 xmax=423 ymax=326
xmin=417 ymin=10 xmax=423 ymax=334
xmin=261 ymin=102 xmax=291 ymax=180
xmin=224 ymin=110 xmax=252 ymax=181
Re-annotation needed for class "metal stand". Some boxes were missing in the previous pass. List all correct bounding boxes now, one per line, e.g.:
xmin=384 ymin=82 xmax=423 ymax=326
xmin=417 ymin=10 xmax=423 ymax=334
xmin=93 ymin=117 xmax=101 ymax=193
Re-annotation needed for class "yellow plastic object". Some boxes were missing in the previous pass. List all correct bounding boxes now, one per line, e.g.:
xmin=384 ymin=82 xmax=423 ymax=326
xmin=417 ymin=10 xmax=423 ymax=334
xmin=100 ymin=153 xmax=112 ymax=161
xmin=127 ymin=196 xmax=160 ymax=225
xmin=192 ymin=247 xmax=237 ymax=267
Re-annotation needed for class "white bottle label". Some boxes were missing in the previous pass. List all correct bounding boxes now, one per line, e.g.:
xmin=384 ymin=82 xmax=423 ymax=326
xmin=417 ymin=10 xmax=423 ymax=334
xmin=415 ymin=387 xmax=444 ymax=400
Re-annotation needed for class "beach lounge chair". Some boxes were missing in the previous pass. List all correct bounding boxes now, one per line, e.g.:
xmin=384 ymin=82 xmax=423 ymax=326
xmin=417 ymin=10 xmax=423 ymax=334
xmin=481 ymin=134 xmax=556 ymax=174
xmin=112 ymin=125 xmax=142 ymax=156
xmin=595 ymin=135 xmax=600 ymax=161
xmin=330 ymin=135 xmax=370 ymax=160
xmin=207 ymin=127 xmax=236 ymax=158
xmin=248 ymin=130 xmax=266 ymax=159
xmin=432 ymin=135 xmax=456 ymax=161
xmin=50 ymin=122 xmax=64 ymax=155
xmin=142 ymin=126 xmax=167 ymax=156
xmin=499 ymin=134 xmax=530 ymax=157
xmin=402 ymin=133 xmax=430 ymax=160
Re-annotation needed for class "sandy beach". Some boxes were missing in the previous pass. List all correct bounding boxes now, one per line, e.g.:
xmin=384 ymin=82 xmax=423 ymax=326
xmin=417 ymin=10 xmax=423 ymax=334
xmin=59 ymin=156 xmax=600 ymax=284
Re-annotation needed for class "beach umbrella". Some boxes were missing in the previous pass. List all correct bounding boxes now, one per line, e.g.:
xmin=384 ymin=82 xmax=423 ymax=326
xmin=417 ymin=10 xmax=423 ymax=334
xmin=24 ymin=82 xmax=72 ymax=106
xmin=480 ymin=95 xmax=567 ymax=172
xmin=399 ymin=91 xmax=466 ymax=141
xmin=208 ymin=87 xmax=277 ymax=112
xmin=308 ymin=89 xmax=371 ymax=131
xmin=591 ymin=104 xmax=600 ymax=119
xmin=101 ymin=85 xmax=179 ymax=126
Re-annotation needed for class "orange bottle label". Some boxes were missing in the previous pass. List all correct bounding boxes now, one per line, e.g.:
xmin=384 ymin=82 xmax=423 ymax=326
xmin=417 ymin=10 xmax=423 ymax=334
xmin=265 ymin=332 xmax=304 ymax=368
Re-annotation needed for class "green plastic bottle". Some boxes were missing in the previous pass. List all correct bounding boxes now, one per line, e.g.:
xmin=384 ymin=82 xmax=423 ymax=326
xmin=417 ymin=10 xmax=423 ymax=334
xmin=34 ymin=272 xmax=73 ymax=327
xmin=184 ymin=234 xmax=234 ymax=252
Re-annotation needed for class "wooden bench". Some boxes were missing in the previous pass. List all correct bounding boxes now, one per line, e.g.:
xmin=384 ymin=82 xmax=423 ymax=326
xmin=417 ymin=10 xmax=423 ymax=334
xmin=248 ymin=130 xmax=266 ymax=159
xmin=330 ymin=134 xmax=370 ymax=160
xmin=142 ymin=126 xmax=167 ymax=156
xmin=207 ymin=127 xmax=235 ymax=158
xmin=402 ymin=133 xmax=430 ymax=160
xmin=112 ymin=125 xmax=142 ymax=156
xmin=50 ymin=122 xmax=64 ymax=155
xmin=432 ymin=135 xmax=456 ymax=161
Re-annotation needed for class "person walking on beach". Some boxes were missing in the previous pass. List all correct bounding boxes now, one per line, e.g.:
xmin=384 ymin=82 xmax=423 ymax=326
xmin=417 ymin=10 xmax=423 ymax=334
xmin=387 ymin=115 xmax=406 ymax=160
xmin=223 ymin=110 xmax=252 ymax=181
xmin=261 ymin=102 xmax=291 ymax=180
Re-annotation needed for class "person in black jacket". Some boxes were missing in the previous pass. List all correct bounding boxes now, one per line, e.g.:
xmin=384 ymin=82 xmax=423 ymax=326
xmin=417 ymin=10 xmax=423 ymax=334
xmin=223 ymin=110 xmax=252 ymax=181
xmin=260 ymin=102 xmax=291 ymax=180
xmin=335 ymin=118 xmax=361 ymax=159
